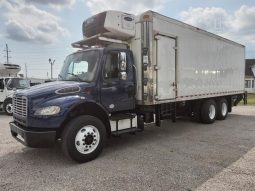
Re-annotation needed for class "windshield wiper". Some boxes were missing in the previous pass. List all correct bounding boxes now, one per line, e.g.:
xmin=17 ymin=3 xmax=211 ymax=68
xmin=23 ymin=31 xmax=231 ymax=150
xmin=67 ymin=72 xmax=82 ymax=82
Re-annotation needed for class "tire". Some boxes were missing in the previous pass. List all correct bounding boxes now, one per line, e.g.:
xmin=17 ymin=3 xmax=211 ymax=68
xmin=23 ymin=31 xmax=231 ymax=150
xmin=3 ymin=98 xmax=13 ymax=116
xmin=61 ymin=115 xmax=106 ymax=163
xmin=11 ymin=130 xmax=18 ymax=137
xmin=216 ymin=98 xmax=228 ymax=120
xmin=200 ymin=100 xmax=217 ymax=124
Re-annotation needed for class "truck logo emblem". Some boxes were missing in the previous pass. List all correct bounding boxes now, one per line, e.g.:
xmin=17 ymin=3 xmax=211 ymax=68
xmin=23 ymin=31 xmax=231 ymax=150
xmin=124 ymin=16 xmax=133 ymax=21
xmin=109 ymin=104 xmax=115 ymax=109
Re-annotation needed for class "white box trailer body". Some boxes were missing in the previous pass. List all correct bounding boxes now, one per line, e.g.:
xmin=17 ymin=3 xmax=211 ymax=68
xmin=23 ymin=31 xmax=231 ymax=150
xmin=72 ymin=10 xmax=245 ymax=106
xmin=130 ymin=11 xmax=245 ymax=105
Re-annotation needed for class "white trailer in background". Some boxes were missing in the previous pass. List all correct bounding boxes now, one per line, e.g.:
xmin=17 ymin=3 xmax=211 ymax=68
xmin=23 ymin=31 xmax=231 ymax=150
xmin=0 ymin=63 xmax=30 ymax=115
xmin=0 ymin=63 xmax=21 ymax=77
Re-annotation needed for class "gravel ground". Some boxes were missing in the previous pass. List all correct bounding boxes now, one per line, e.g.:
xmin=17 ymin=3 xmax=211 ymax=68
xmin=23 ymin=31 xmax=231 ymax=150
xmin=0 ymin=106 xmax=255 ymax=191
xmin=196 ymin=146 xmax=255 ymax=191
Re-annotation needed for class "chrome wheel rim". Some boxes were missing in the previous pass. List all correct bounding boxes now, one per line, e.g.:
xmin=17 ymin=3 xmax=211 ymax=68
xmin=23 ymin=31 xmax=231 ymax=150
xmin=75 ymin=125 xmax=100 ymax=154
xmin=6 ymin=103 xmax=13 ymax=114
xmin=209 ymin=104 xmax=216 ymax=120
xmin=221 ymin=102 xmax=227 ymax=116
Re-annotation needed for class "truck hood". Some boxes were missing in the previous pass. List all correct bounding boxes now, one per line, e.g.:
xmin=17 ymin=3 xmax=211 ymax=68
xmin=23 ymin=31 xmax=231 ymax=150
xmin=15 ymin=81 xmax=85 ymax=98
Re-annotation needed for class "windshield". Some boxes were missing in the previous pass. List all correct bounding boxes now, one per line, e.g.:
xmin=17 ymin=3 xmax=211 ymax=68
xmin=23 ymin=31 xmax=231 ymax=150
xmin=59 ymin=50 xmax=100 ymax=82
xmin=7 ymin=78 xmax=30 ymax=90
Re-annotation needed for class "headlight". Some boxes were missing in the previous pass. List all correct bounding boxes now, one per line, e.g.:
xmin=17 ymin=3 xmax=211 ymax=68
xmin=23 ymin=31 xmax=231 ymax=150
xmin=34 ymin=106 xmax=61 ymax=116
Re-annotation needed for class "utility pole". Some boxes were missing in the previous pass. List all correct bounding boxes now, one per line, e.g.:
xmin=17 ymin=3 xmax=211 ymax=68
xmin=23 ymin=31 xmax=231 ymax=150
xmin=3 ymin=44 xmax=11 ymax=64
xmin=49 ymin=58 xmax=55 ymax=80
xmin=25 ymin=63 xmax=28 ymax=79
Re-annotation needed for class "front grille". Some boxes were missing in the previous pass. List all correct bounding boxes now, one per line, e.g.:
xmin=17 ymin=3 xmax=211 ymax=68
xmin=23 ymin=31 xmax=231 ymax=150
xmin=13 ymin=95 xmax=28 ymax=117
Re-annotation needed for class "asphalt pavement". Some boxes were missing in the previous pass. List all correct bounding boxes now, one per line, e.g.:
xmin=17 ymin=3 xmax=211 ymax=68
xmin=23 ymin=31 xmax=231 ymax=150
xmin=0 ymin=106 xmax=255 ymax=191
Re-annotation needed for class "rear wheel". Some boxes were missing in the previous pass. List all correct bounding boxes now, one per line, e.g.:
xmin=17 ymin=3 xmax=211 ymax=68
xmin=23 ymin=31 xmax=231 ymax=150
xmin=3 ymin=98 xmax=13 ymax=116
xmin=216 ymin=98 xmax=228 ymax=120
xmin=201 ymin=100 xmax=216 ymax=124
xmin=61 ymin=115 xmax=106 ymax=163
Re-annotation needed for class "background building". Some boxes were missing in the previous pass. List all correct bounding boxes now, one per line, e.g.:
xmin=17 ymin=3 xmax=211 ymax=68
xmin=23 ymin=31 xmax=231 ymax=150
xmin=245 ymin=59 xmax=255 ymax=93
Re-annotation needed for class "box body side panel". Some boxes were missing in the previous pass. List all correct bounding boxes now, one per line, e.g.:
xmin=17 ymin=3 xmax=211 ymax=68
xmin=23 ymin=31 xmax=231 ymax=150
xmin=151 ymin=14 xmax=245 ymax=102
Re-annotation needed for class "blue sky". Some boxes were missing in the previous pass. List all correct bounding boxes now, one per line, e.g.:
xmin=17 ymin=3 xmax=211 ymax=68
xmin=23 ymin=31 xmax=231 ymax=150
xmin=0 ymin=0 xmax=255 ymax=79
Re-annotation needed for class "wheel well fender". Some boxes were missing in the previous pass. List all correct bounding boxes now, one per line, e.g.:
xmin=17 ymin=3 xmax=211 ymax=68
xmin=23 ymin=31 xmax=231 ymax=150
xmin=59 ymin=101 xmax=111 ymax=138
xmin=3 ymin=97 xmax=12 ymax=105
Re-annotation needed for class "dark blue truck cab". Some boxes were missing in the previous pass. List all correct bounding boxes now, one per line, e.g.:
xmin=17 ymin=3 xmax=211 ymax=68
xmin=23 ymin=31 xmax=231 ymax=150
xmin=10 ymin=47 xmax=140 ymax=162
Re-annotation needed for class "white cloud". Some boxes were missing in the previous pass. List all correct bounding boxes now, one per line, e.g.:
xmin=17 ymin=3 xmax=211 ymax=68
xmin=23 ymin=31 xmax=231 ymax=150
xmin=1 ymin=0 xmax=68 ymax=44
xmin=180 ymin=7 xmax=229 ymax=34
xmin=180 ymin=5 xmax=255 ymax=45
xmin=24 ymin=0 xmax=76 ymax=10
xmin=85 ymin=0 xmax=165 ymax=15
xmin=230 ymin=5 xmax=255 ymax=44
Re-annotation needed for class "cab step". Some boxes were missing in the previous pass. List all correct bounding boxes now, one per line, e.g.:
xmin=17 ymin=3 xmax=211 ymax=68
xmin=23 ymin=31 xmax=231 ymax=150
xmin=110 ymin=113 xmax=143 ymax=136
xmin=111 ymin=127 xmax=142 ymax=136
xmin=110 ymin=113 xmax=136 ymax=121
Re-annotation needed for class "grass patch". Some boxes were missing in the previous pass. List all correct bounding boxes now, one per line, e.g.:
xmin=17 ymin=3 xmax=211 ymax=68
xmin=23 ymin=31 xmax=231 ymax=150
xmin=239 ymin=93 xmax=255 ymax=106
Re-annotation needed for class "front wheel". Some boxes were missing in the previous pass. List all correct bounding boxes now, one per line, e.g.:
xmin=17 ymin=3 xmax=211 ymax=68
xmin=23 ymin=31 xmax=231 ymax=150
xmin=3 ymin=98 xmax=13 ymax=116
xmin=61 ymin=115 xmax=106 ymax=163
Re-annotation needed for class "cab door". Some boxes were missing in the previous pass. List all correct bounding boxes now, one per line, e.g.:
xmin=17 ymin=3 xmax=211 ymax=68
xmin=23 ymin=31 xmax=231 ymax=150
xmin=100 ymin=50 xmax=135 ymax=112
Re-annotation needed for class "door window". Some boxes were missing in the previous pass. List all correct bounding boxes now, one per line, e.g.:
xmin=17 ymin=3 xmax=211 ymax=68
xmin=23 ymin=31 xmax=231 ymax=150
xmin=103 ymin=51 xmax=128 ymax=83
xmin=104 ymin=52 xmax=120 ymax=82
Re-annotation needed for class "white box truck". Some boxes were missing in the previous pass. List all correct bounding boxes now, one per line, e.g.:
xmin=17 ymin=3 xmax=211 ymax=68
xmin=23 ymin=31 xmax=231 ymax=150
xmin=0 ymin=63 xmax=30 ymax=115
xmin=10 ymin=10 xmax=245 ymax=163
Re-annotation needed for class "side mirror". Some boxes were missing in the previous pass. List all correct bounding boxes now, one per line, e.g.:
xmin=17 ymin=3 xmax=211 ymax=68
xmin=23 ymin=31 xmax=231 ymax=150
xmin=119 ymin=52 xmax=127 ymax=72
xmin=6 ymin=79 xmax=13 ymax=90
xmin=7 ymin=85 xmax=14 ymax=91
